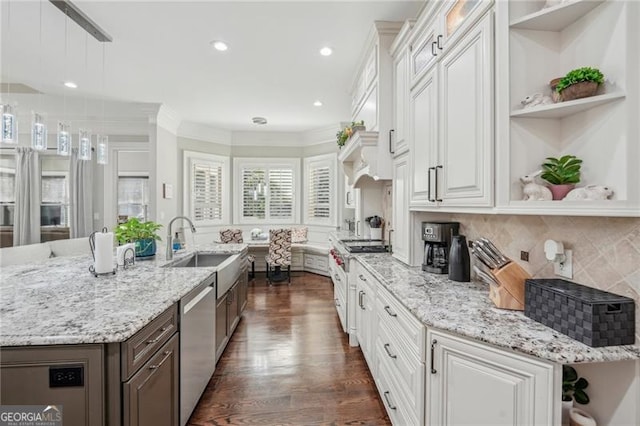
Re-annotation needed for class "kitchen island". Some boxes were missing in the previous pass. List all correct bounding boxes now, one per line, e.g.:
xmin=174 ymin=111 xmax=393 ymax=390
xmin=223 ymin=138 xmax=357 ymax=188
xmin=0 ymin=243 xmax=247 ymax=426
xmin=347 ymin=251 xmax=640 ymax=425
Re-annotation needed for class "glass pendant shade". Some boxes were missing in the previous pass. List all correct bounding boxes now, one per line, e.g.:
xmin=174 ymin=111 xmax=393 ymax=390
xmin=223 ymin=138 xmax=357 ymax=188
xmin=96 ymin=134 xmax=108 ymax=165
xmin=78 ymin=128 xmax=92 ymax=160
xmin=1 ymin=104 xmax=18 ymax=144
xmin=57 ymin=121 xmax=72 ymax=156
xmin=31 ymin=112 xmax=47 ymax=150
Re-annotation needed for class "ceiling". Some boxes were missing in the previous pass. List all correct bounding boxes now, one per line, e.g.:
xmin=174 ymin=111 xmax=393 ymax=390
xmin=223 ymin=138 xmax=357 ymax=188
xmin=1 ymin=1 xmax=423 ymax=133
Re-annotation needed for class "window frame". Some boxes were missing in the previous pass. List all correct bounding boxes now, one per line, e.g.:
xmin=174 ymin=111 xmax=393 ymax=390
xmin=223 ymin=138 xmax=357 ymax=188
xmin=41 ymin=170 xmax=69 ymax=228
xmin=117 ymin=173 xmax=150 ymax=222
xmin=183 ymin=151 xmax=230 ymax=226
xmin=233 ymin=157 xmax=300 ymax=225
xmin=303 ymin=153 xmax=337 ymax=226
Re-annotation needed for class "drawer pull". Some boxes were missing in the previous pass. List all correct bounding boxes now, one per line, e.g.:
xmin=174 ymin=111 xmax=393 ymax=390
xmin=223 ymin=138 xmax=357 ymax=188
xmin=333 ymin=274 xmax=341 ymax=282
xmin=384 ymin=305 xmax=397 ymax=317
xmin=383 ymin=343 xmax=397 ymax=359
xmin=358 ymin=291 xmax=365 ymax=309
xmin=146 ymin=337 xmax=160 ymax=344
xmin=358 ymin=274 xmax=367 ymax=282
xmin=335 ymin=298 xmax=341 ymax=307
xmin=383 ymin=391 xmax=397 ymax=410
xmin=430 ymin=339 xmax=438 ymax=374
xmin=148 ymin=350 xmax=172 ymax=371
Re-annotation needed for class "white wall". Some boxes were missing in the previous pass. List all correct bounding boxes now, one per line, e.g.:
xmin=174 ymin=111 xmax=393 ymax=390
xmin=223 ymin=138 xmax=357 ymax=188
xmin=154 ymin=126 xmax=178 ymax=231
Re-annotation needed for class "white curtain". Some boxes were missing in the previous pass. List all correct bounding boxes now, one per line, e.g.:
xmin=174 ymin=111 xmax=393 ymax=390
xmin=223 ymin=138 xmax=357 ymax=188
xmin=13 ymin=147 xmax=41 ymax=246
xmin=70 ymin=148 xmax=94 ymax=238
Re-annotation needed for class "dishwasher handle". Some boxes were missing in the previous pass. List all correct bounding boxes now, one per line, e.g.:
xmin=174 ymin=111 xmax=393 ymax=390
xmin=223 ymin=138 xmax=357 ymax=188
xmin=183 ymin=286 xmax=213 ymax=314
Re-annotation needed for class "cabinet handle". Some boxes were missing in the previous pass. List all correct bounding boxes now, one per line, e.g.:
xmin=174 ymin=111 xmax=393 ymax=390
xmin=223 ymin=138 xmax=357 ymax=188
xmin=428 ymin=166 xmax=435 ymax=202
xmin=146 ymin=337 xmax=160 ymax=344
xmin=430 ymin=339 xmax=438 ymax=374
xmin=384 ymin=305 xmax=397 ymax=317
xmin=148 ymin=350 xmax=172 ymax=371
xmin=333 ymin=274 xmax=341 ymax=282
xmin=388 ymin=229 xmax=393 ymax=254
xmin=431 ymin=41 xmax=438 ymax=57
xmin=437 ymin=34 xmax=443 ymax=50
xmin=356 ymin=221 xmax=360 ymax=236
xmin=435 ymin=165 xmax=443 ymax=202
xmin=335 ymin=298 xmax=341 ymax=307
xmin=383 ymin=391 xmax=397 ymax=410
xmin=346 ymin=191 xmax=351 ymax=205
xmin=358 ymin=274 xmax=367 ymax=282
xmin=389 ymin=129 xmax=395 ymax=154
xmin=384 ymin=343 xmax=397 ymax=359
xmin=359 ymin=291 xmax=366 ymax=309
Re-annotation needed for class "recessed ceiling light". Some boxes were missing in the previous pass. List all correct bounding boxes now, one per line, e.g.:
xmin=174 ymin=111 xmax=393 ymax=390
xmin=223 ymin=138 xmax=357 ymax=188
xmin=64 ymin=81 xmax=78 ymax=89
xmin=252 ymin=117 xmax=267 ymax=125
xmin=211 ymin=41 xmax=228 ymax=52
xmin=313 ymin=100 xmax=323 ymax=107
xmin=320 ymin=47 xmax=333 ymax=56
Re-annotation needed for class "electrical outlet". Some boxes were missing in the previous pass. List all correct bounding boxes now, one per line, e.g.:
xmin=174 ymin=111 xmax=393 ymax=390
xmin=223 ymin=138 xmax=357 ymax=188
xmin=520 ymin=251 xmax=529 ymax=262
xmin=49 ymin=366 xmax=84 ymax=387
xmin=554 ymin=249 xmax=573 ymax=279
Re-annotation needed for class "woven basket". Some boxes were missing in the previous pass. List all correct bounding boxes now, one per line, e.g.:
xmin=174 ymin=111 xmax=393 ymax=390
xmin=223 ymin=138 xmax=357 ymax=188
xmin=559 ymin=81 xmax=599 ymax=102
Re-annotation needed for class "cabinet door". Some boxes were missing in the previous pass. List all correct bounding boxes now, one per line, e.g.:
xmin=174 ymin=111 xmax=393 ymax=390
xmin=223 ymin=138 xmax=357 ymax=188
xmin=410 ymin=22 xmax=439 ymax=88
xmin=238 ymin=268 xmax=248 ymax=315
xmin=393 ymin=50 xmax=409 ymax=156
xmin=437 ymin=12 xmax=493 ymax=206
xmin=427 ymin=331 xmax=554 ymax=426
xmin=215 ymin=295 xmax=228 ymax=361
xmin=227 ymin=283 xmax=240 ymax=334
xmin=344 ymin=180 xmax=355 ymax=208
xmin=392 ymin=153 xmax=410 ymax=264
xmin=123 ymin=334 xmax=179 ymax=426
xmin=410 ymin=66 xmax=438 ymax=206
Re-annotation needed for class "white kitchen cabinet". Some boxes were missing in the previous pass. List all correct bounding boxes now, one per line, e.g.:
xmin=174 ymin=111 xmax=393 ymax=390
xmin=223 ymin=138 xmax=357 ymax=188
xmin=344 ymin=180 xmax=358 ymax=209
xmin=495 ymin=0 xmax=640 ymax=216
xmin=427 ymin=329 xmax=555 ymax=426
xmin=408 ymin=10 xmax=494 ymax=210
xmin=390 ymin=20 xmax=414 ymax=157
xmin=355 ymin=265 xmax=377 ymax=371
xmin=391 ymin=153 xmax=410 ymax=264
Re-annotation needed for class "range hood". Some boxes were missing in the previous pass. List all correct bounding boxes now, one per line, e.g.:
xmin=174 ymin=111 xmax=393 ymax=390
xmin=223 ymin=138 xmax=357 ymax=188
xmin=338 ymin=131 xmax=393 ymax=186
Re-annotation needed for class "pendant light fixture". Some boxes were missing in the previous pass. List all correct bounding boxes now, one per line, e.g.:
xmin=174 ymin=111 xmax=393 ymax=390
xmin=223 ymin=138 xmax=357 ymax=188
xmin=32 ymin=0 xmax=47 ymax=151
xmin=78 ymin=30 xmax=91 ymax=161
xmin=96 ymin=41 xmax=108 ymax=165
xmin=57 ymin=7 xmax=72 ymax=156
xmin=2 ymin=1 xmax=18 ymax=145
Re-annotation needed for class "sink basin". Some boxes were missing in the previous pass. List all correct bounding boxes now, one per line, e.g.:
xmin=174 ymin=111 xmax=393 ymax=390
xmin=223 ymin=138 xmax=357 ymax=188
xmin=169 ymin=253 xmax=232 ymax=268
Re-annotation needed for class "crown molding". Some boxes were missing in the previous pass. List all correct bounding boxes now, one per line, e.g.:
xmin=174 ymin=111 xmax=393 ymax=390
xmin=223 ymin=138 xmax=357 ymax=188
xmin=154 ymin=104 xmax=181 ymax=134
xmin=177 ymin=121 xmax=232 ymax=145
xmin=302 ymin=124 xmax=339 ymax=146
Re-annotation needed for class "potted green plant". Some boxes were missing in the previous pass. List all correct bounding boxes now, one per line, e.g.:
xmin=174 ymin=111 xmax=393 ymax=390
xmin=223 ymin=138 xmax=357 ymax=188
xmin=562 ymin=366 xmax=589 ymax=425
xmin=115 ymin=217 xmax=162 ymax=258
xmin=541 ymin=155 xmax=582 ymax=200
xmin=555 ymin=67 xmax=604 ymax=102
xmin=336 ymin=121 xmax=365 ymax=148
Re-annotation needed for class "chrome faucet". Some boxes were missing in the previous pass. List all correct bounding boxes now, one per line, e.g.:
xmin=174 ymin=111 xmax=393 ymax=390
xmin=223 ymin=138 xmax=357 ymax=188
xmin=166 ymin=216 xmax=197 ymax=260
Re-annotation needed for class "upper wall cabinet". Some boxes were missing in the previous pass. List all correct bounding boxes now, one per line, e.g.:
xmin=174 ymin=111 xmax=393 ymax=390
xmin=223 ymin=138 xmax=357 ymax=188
xmin=390 ymin=20 xmax=415 ymax=158
xmin=341 ymin=22 xmax=403 ymax=186
xmin=408 ymin=2 xmax=495 ymax=210
xmin=495 ymin=0 xmax=640 ymax=217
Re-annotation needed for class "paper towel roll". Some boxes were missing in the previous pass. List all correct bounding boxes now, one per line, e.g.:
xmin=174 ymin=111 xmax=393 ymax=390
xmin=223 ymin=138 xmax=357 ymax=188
xmin=569 ymin=408 xmax=597 ymax=426
xmin=94 ymin=232 xmax=114 ymax=274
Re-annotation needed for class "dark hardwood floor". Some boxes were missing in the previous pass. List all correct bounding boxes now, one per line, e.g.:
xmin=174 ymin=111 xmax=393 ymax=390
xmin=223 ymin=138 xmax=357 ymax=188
xmin=188 ymin=272 xmax=390 ymax=425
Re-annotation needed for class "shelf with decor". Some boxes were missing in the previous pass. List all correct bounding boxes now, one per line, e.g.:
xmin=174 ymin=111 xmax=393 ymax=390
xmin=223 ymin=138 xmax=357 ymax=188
xmin=495 ymin=0 xmax=639 ymax=216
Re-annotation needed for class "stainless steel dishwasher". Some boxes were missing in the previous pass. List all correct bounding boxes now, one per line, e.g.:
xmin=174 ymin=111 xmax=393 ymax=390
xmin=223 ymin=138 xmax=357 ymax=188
xmin=180 ymin=274 xmax=216 ymax=426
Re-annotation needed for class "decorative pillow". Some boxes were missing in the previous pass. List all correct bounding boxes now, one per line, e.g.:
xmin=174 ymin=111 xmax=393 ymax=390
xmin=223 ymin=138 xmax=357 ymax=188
xmin=219 ymin=229 xmax=243 ymax=244
xmin=291 ymin=227 xmax=308 ymax=243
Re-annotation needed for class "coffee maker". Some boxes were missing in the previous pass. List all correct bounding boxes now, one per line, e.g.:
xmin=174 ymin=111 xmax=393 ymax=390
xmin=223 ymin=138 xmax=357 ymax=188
xmin=422 ymin=222 xmax=460 ymax=274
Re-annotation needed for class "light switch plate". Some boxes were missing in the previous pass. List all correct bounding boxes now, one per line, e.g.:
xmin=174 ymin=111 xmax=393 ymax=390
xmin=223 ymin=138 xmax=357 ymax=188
xmin=554 ymin=249 xmax=573 ymax=279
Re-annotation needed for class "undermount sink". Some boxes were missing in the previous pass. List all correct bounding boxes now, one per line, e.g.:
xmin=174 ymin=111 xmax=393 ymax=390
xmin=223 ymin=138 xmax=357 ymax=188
xmin=169 ymin=253 xmax=233 ymax=268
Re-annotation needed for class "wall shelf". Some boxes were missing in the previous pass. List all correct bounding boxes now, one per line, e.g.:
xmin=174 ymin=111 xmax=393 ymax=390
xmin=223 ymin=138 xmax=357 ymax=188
xmin=510 ymin=92 xmax=625 ymax=119
xmin=510 ymin=0 xmax=605 ymax=31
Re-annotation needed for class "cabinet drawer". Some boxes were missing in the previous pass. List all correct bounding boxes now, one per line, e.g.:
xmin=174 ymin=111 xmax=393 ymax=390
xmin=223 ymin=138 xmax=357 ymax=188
xmin=376 ymin=286 xmax=425 ymax=361
xmin=121 ymin=304 xmax=178 ymax=381
xmin=334 ymin=281 xmax=347 ymax=333
xmin=375 ymin=343 xmax=419 ymax=426
xmin=377 ymin=321 xmax=425 ymax=421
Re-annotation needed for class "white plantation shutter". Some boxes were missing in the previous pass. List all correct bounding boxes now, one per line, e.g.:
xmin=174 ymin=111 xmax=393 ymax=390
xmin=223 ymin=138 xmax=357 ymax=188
xmin=184 ymin=152 xmax=230 ymax=224
xmin=269 ymin=168 xmax=294 ymax=219
xmin=304 ymin=154 xmax=336 ymax=226
xmin=242 ymin=168 xmax=266 ymax=220
xmin=193 ymin=162 xmax=223 ymax=221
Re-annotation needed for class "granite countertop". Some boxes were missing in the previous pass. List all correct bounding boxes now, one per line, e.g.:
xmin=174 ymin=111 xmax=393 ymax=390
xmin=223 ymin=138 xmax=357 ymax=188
xmin=355 ymin=253 xmax=640 ymax=364
xmin=0 ymin=244 xmax=247 ymax=347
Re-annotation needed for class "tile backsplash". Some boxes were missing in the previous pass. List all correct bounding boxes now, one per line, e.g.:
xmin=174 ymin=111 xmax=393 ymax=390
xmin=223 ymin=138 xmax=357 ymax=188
xmin=450 ymin=214 xmax=640 ymax=341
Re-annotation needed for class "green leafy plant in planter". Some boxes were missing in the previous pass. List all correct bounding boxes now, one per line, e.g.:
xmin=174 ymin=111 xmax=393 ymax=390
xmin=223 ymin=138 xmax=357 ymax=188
xmin=115 ymin=218 xmax=162 ymax=257
xmin=336 ymin=121 xmax=365 ymax=148
xmin=556 ymin=67 xmax=604 ymax=101
xmin=562 ymin=365 xmax=590 ymax=405
xmin=541 ymin=155 xmax=582 ymax=200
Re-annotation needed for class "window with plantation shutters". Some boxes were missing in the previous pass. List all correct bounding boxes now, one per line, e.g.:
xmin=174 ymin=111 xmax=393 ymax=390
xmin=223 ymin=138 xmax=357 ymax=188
xmin=234 ymin=158 xmax=300 ymax=224
xmin=184 ymin=152 xmax=230 ymax=225
xmin=304 ymin=154 xmax=336 ymax=226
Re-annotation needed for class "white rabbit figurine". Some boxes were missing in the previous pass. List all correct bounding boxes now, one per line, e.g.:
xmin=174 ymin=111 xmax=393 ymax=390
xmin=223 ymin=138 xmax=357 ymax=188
xmin=521 ymin=93 xmax=554 ymax=109
xmin=520 ymin=171 xmax=553 ymax=201
xmin=564 ymin=185 xmax=614 ymax=201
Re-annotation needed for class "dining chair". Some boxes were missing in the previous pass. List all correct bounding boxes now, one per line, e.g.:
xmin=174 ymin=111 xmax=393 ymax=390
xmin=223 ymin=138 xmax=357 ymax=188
xmin=265 ymin=228 xmax=292 ymax=285
xmin=219 ymin=228 xmax=255 ymax=280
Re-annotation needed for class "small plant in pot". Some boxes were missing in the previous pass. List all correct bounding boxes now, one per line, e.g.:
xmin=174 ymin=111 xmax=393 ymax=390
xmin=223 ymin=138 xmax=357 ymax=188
xmin=541 ymin=155 xmax=582 ymax=200
xmin=336 ymin=121 xmax=365 ymax=148
xmin=562 ymin=365 xmax=589 ymax=425
xmin=556 ymin=67 xmax=604 ymax=102
xmin=115 ymin=218 xmax=162 ymax=258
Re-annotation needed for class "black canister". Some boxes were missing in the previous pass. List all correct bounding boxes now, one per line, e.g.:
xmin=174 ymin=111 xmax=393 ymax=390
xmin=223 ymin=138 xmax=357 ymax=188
xmin=448 ymin=235 xmax=470 ymax=282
